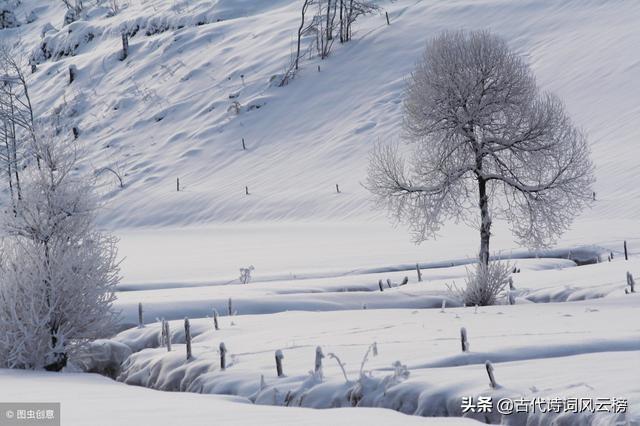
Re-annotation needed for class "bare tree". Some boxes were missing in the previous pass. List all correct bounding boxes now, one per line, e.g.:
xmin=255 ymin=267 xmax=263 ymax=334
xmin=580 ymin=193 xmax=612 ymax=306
xmin=0 ymin=44 xmax=38 ymax=207
xmin=366 ymin=30 xmax=594 ymax=276
xmin=342 ymin=0 xmax=378 ymax=42
xmin=295 ymin=0 xmax=314 ymax=70
xmin=293 ymin=0 xmax=377 ymax=71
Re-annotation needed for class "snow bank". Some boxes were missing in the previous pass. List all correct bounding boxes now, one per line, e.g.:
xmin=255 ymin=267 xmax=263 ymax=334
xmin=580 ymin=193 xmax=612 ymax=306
xmin=0 ymin=369 xmax=469 ymax=425
xmin=114 ymin=297 xmax=640 ymax=423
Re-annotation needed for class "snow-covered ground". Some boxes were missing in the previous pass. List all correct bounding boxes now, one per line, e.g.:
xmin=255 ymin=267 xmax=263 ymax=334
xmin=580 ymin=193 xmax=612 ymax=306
xmin=0 ymin=369 xmax=473 ymax=425
xmin=105 ymin=257 xmax=639 ymax=424
xmin=2 ymin=0 xmax=640 ymax=424
xmin=2 ymin=0 xmax=639 ymax=229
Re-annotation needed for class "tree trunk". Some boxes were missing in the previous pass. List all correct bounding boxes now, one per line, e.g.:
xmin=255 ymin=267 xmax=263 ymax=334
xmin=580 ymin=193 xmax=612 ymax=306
xmin=43 ymin=241 xmax=67 ymax=371
xmin=295 ymin=1 xmax=309 ymax=70
xmin=325 ymin=0 xmax=332 ymax=42
xmin=339 ymin=0 xmax=344 ymax=42
xmin=478 ymin=177 xmax=491 ymax=267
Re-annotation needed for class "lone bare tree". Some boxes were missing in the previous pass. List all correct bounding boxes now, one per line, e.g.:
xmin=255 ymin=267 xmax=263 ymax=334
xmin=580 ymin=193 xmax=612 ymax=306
xmin=366 ymin=30 xmax=594 ymax=302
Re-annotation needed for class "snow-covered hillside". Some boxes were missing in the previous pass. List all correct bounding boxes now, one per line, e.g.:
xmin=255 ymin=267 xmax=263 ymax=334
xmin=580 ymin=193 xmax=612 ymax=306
xmin=3 ymin=0 xmax=639 ymax=230
xmin=2 ymin=1 xmax=640 ymax=425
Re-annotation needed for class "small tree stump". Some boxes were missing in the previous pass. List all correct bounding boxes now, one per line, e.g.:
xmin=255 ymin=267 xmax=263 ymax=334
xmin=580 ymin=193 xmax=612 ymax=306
xmin=220 ymin=342 xmax=227 ymax=370
xmin=68 ymin=65 xmax=77 ymax=84
xmin=627 ymin=271 xmax=635 ymax=293
xmin=184 ymin=317 xmax=192 ymax=360
xmin=120 ymin=32 xmax=129 ymax=60
xmin=486 ymin=360 xmax=497 ymax=388
xmin=460 ymin=327 xmax=469 ymax=352
xmin=164 ymin=321 xmax=172 ymax=352
xmin=275 ymin=350 xmax=284 ymax=377
xmin=137 ymin=303 xmax=144 ymax=328
xmin=213 ymin=309 xmax=219 ymax=330
xmin=314 ymin=346 xmax=324 ymax=374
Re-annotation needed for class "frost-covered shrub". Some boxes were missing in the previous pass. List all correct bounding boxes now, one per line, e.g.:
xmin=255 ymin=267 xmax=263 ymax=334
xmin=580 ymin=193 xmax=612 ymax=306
xmin=0 ymin=133 xmax=120 ymax=371
xmin=449 ymin=260 xmax=512 ymax=306
xmin=239 ymin=265 xmax=254 ymax=284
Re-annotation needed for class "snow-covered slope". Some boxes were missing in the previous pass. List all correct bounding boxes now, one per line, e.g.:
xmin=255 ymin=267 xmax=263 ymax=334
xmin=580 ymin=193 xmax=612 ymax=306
xmin=3 ymin=0 xmax=639 ymax=230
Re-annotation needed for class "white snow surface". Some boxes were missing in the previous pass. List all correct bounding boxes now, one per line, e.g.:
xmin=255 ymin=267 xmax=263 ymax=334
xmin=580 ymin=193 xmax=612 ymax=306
xmin=112 ymin=287 xmax=640 ymax=424
xmin=2 ymin=0 xmax=639 ymax=229
xmin=3 ymin=0 xmax=640 ymax=425
xmin=0 ymin=369 xmax=473 ymax=425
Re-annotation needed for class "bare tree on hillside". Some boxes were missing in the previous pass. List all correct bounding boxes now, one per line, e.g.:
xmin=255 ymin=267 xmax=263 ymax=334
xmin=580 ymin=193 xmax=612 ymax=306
xmin=366 ymin=30 xmax=594 ymax=304
xmin=0 ymin=45 xmax=37 ymax=207
xmin=293 ymin=0 xmax=379 ymax=71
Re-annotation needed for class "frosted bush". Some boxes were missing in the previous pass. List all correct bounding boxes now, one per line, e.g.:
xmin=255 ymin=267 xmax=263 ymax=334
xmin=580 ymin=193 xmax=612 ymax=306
xmin=0 ymin=133 xmax=120 ymax=371
xmin=239 ymin=265 xmax=254 ymax=284
xmin=449 ymin=261 xmax=512 ymax=306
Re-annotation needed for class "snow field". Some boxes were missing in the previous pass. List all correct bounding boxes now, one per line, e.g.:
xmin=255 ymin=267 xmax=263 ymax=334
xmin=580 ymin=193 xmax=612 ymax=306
xmin=113 ymin=293 xmax=640 ymax=423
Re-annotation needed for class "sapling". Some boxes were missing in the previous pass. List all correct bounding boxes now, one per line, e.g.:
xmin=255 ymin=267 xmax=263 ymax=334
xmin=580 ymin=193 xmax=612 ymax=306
xmin=219 ymin=342 xmax=227 ymax=370
xmin=460 ymin=327 xmax=469 ymax=352
xmin=275 ymin=350 xmax=284 ymax=377
xmin=486 ymin=360 xmax=497 ymax=388
xmin=184 ymin=317 xmax=192 ymax=360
